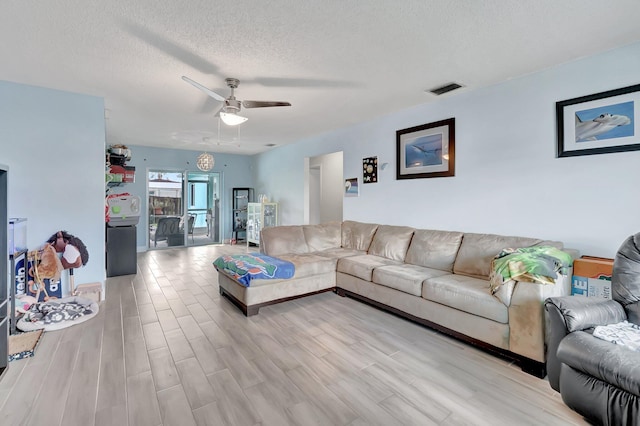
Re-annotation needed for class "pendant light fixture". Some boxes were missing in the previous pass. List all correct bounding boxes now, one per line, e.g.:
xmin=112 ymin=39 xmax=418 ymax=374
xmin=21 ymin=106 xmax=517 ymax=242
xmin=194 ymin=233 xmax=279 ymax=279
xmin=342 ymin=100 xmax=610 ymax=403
xmin=196 ymin=152 xmax=214 ymax=171
xmin=196 ymin=131 xmax=216 ymax=172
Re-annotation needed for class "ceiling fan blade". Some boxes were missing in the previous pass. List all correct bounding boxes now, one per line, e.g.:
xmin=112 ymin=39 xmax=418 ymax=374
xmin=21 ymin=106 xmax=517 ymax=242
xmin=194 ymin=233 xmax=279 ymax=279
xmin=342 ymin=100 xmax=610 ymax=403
xmin=182 ymin=76 xmax=226 ymax=102
xmin=242 ymin=100 xmax=291 ymax=109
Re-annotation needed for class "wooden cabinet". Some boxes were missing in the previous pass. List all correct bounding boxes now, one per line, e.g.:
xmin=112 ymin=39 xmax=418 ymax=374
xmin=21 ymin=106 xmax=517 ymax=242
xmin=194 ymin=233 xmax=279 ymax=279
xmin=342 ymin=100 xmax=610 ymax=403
xmin=247 ymin=202 xmax=278 ymax=246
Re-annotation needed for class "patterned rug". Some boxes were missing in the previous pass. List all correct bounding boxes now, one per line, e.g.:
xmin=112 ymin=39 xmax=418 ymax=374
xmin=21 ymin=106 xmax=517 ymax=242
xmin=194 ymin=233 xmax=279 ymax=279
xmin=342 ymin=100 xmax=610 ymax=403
xmin=8 ymin=329 xmax=44 ymax=362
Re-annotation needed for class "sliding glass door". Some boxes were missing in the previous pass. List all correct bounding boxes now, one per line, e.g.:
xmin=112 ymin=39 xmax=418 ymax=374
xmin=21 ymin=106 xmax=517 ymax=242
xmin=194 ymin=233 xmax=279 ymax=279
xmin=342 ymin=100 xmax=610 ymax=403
xmin=148 ymin=170 xmax=185 ymax=249
xmin=186 ymin=172 xmax=221 ymax=246
xmin=147 ymin=169 xmax=221 ymax=249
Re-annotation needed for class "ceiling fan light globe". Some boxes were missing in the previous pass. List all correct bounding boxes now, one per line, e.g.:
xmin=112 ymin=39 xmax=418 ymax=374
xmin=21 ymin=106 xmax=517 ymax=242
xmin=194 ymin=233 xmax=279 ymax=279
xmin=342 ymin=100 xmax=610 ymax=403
xmin=220 ymin=111 xmax=248 ymax=126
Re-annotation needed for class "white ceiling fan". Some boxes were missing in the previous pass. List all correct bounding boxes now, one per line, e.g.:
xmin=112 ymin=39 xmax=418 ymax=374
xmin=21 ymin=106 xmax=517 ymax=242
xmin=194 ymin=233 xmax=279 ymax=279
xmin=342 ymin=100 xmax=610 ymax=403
xmin=182 ymin=76 xmax=291 ymax=125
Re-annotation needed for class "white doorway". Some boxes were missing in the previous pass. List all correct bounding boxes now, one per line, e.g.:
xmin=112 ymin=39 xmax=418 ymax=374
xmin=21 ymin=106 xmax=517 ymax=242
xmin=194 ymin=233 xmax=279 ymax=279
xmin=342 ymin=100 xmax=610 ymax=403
xmin=305 ymin=151 xmax=343 ymax=224
xmin=309 ymin=165 xmax=321 ymax=224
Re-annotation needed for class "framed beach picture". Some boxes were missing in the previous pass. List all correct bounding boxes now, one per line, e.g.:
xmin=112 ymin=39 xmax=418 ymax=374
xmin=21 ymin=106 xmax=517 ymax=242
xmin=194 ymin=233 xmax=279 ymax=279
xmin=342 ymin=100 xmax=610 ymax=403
xmin=344 ymin=178 xmax=359 ymax=197
xmin=396 ymin=118 xmax=455 ymax=179
xmin=557 ymin=84 xmax=640 ymax=157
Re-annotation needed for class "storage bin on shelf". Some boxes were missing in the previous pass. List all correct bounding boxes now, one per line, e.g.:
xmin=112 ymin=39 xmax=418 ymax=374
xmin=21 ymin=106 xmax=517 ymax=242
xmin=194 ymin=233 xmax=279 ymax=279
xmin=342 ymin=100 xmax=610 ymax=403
xmin=8 ymin=218 xmax=27 ymax=255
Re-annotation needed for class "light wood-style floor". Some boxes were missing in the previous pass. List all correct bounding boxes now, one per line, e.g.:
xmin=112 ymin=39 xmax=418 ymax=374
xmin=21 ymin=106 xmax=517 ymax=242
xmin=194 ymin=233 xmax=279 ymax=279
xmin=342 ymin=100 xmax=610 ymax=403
xmin=0 ymin=244 xmax=588 ymax=425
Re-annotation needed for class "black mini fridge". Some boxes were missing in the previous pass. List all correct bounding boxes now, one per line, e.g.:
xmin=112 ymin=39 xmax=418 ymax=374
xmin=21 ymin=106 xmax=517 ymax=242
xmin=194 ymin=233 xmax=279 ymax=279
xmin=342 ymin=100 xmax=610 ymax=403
xmin=106 ymin=225 xmax=137 ymax=277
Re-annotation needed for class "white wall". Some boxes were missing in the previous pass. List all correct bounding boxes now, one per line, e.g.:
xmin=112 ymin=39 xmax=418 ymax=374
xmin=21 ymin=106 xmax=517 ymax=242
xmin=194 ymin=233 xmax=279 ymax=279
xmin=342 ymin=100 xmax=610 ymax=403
xmin=0 ymin=80 xmax=106 ymax=293
xmin=254 ymin=42 xmax=640 ymax=257
xmin=254 ymin=132 xmax=347 ymax=225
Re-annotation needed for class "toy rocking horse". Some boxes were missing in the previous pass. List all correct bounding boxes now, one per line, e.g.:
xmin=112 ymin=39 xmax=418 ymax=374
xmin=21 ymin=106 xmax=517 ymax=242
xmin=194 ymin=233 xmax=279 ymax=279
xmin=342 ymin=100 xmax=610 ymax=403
xmin=27 ymin=243 xmax=63 ymax=302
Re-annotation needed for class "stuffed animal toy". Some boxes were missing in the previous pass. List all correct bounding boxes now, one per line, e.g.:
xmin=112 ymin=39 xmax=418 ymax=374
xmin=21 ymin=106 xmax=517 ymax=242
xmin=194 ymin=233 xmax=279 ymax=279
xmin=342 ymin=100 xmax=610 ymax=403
xmin=47 ymin=230 xmax=89 ymax=269
xmin=29 ymin=243 xmax=63 ymax=282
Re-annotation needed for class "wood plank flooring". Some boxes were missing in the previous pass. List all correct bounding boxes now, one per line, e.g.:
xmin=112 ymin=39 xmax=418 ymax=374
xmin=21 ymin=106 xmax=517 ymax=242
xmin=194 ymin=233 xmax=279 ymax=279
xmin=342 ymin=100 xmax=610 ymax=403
xmin=0 ymin=244 xmax=588 ymax=425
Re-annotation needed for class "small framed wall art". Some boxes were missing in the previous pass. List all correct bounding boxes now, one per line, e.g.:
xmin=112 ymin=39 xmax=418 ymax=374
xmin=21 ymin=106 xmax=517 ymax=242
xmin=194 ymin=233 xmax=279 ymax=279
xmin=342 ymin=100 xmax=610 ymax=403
xmin=557 ymin=83 xmax=640 ymax=157
xmin=344 ymin=178 xmax=359 ymax=197
xmin=396 ymin=118 xmax=455 ymax=179
xmin=362 ymin=156 xmax=378 ymax=183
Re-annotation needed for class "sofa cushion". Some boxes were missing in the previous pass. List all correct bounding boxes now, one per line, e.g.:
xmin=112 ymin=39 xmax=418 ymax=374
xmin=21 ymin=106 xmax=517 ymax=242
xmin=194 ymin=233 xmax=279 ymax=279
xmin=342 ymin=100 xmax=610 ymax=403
xmin=373 ymin=264 xmax=450 ymax=296
xmin=341 ymin=221 xmax=379 ymax=251
xmin=275 ymin=253 xmax=338 ymax=280
xmin=368 ymin=225 xmax=415 ymax=261
xmin=405 ymin=229 xmax=463 ymax=272
xmin=337 ymin=254 xmax=402 ymax=281
xmin=315 ymin=248 xmax=364 ymax=259
xmin=302 ymin=222 xmax=342 ymax=252
xmin=261 ymin=225 xmax=309 ymax=256
xmin=422 ymin=274 xmax=508 ymax=323
xmin=452 ymin=233 xmax=542 ymax=279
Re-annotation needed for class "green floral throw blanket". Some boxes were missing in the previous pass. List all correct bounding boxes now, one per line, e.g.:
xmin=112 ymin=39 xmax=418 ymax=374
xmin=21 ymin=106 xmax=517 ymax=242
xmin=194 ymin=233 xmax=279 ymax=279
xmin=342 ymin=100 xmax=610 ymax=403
xmin=489 ymin=246 xmax=573 ymax=306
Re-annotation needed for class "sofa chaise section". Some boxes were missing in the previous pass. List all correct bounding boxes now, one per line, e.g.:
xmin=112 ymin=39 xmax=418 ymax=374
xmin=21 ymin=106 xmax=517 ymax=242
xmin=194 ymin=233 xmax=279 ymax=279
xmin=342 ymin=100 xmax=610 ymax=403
xmin=217 ymin=253 xmax=338 ymax=316
xmin=217 ymin=222 xmax=356 ymax=315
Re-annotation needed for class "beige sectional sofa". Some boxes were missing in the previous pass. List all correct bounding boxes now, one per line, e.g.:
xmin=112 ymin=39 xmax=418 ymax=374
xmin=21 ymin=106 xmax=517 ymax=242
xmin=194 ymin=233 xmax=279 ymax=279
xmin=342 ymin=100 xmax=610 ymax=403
xmin=216 ymin=220 xmax=573 ymax=376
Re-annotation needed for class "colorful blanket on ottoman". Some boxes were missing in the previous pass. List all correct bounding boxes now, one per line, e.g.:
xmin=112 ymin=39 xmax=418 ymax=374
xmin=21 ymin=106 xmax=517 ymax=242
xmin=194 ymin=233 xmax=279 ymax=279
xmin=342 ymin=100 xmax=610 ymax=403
xmin=213 ymin=253 xmax=295 ymax=287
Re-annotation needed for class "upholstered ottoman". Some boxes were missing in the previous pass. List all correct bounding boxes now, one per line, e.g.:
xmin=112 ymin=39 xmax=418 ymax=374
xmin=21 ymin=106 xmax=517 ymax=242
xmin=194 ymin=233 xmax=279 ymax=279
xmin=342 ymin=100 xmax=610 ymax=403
xmin=214 ymin=252 xmax=336 ymax=316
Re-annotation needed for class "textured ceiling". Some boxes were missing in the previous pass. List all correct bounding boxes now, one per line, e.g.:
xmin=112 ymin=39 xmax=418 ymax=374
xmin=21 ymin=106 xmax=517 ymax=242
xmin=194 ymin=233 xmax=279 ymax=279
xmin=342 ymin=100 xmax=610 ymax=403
xmin=2 ymin=1 xmax=640 ymax=155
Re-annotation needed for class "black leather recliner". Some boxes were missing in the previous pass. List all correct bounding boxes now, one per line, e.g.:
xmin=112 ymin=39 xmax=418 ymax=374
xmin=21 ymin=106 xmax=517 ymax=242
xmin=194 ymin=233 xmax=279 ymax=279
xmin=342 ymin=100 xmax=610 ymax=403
xmin=545 ymin=233 xmax=640 ymax=425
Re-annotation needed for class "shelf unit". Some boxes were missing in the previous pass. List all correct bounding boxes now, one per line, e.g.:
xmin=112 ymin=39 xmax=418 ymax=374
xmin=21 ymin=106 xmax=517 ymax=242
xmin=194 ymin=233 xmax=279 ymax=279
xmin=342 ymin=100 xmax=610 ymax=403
xmin=247 ymin=202 xmax=278 ymax=246
xmin=9 ymin=250 xmax=27 ymax=335
xmin=105 ymin=151 xmax=134 ymax=193
xmin=232 ymin=188 xmax=253 ymax=243
xmin=0 ymin=165 xmax=8 ymax=379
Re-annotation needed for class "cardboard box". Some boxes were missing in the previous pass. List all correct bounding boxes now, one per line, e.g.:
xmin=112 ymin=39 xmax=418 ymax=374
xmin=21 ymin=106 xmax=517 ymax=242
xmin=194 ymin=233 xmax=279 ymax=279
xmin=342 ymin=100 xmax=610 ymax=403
xmin=571 ymin=256 xmax=613 ymax=299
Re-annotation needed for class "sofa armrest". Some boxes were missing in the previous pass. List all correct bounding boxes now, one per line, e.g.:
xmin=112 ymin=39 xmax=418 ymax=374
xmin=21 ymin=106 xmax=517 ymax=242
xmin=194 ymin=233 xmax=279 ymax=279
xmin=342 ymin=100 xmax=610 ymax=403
xmin=544 ymin=296 xmax=626 ymax=391
xmin=507 ymin=273 xmax=571 ymax=366
xmin=545 ymin=296 xmax=626 ymax=333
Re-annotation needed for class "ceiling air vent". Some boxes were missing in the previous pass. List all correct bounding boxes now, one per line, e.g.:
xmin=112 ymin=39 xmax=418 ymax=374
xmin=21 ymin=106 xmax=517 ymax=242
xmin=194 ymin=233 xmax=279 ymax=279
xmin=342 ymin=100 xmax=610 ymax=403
xmin=428 ymin=82 xmax=463 ymax=96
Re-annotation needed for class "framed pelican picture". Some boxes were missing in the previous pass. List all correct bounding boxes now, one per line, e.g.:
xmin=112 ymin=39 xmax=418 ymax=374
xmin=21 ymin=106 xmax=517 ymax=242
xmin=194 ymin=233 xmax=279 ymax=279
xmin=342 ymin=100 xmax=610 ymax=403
xmin=396 ymin=118 xmax=455 ymax=179
xmin=557 ymin=84 xmax=640 ymax=157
